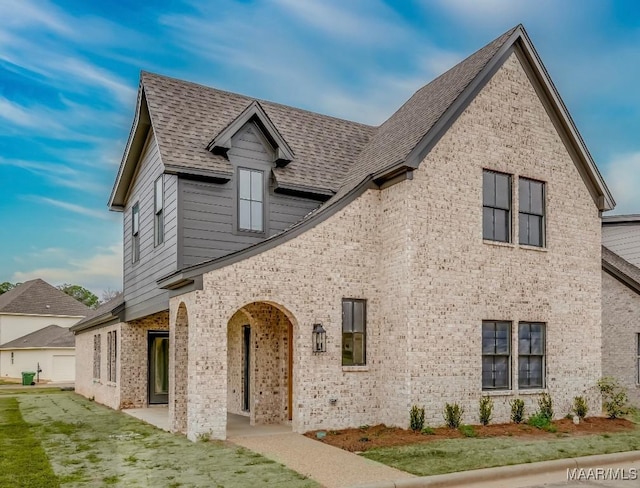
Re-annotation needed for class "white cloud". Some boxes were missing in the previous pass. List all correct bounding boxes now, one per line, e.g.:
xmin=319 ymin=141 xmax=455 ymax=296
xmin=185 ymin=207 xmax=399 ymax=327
xmin=11 ymin=244 xmax=123 ymax=296
xmin=24 ymin=196 xmax=111 ymax=220
xmin=602 ymin=152 xmax=640 ymax=215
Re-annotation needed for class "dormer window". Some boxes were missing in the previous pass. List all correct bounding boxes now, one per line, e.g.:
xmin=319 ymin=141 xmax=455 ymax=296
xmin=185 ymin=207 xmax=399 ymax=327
xmin=154 ymin=176 xmax=164 ymax=246
xmin=132 ymin=203 xmax=140 ymax=263
xmin=238 ymin=168 xmax=264 ymax=232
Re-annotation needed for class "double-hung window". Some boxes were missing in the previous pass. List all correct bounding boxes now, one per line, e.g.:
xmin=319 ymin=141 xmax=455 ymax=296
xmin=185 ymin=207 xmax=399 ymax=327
xmin=482 ymin=321 xmax=511 ymax=390
xmin=154 ymin=176 xmax=164 ymax=246
xmin=483 ymin=170 xmax=511 ymax=242
xmin=93 ymin=334 xmax=101 ymax=380
xmin=519 ymin=178 xmax=545 ymax=247
xmin=518 ymin=322 xmax=545 ymax=388
xmin=342 ymin=299 xmax=366 ymax=366
xmin=107 ymin=331 xmax=117 ymax=383
xmin=238 ymin=168 xmax=264 ymax=232
xmin=132 ymin=203 xmax=140 ymax=263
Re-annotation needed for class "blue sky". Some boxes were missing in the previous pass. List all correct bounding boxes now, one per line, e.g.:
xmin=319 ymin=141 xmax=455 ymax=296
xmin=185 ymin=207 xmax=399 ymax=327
xmin=2 ymin=0 xmax=640 ymax=296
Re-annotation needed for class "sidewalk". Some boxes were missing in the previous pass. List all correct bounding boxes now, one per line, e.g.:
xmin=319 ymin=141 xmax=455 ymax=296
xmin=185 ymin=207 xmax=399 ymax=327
xmin=229 ymin=431 xmax=415 ymax=488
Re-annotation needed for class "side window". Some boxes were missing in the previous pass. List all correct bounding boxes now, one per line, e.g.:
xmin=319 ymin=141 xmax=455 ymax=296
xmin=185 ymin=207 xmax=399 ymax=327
xmin=238 ymin=168 xmax=264 ymax=232
xmin=519 ymin=178 xmax=545 ymax=247
xmin=132 ymin=203 xmax=140 ymax=263
xmin=482 ymin=321 xmax=511 ymax=390
xmin=518 ymin=323 xmax=545 ymax=388
xmin=483 ymin=170 xmax=511 ymax=242
xmin=93 ymin=334 xmax=101 ymax=381
xmin=342 ymin=299 xmax=366 ymax=366
xmin=154 ymin=176 xmax=164 ymax=246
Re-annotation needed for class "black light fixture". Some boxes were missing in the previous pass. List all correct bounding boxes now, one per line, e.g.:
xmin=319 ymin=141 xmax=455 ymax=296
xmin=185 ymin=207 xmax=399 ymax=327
xmin=312 ymin=323 xmax=326 ymax=353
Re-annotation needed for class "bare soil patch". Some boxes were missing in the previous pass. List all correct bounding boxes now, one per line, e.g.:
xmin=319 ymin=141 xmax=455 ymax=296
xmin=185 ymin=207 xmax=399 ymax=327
xmin=305 ymin=417 xmax=635 ymax=452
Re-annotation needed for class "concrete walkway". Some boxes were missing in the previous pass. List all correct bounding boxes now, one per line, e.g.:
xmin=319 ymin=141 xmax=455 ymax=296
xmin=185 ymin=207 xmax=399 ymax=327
xmin=228 ymin=430 xmax=414 ymax=488
xmin=122 ymin=406 xmax=171 ymax=431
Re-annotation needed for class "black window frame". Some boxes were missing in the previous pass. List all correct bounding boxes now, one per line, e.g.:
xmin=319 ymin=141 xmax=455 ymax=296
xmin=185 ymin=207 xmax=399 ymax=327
xmin=132 ymin=202 xmax=140 ymax=263
xmin=483 ymin=170 xmax=512 ymax=243
xmin=519 ymin=178 xmax=545 ymax=247
xmin=482 ymin=321 xmax=511 ymax=390
xmin=237 ymin=167 xmax=265 ymax=233
xmin=518 ymin=322 xmax=546 ymax=389
xmin=107 ymin=331 xmax=117 ymax=383
xmin=342 ymin=298 xmax=366 ymax=366
xmin=154 ymin=175 xmax=164 ymax=247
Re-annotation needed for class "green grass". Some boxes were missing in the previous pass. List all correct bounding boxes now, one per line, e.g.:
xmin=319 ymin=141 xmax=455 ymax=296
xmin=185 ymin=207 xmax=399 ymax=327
xmin=7 ymin=391 xmax=317 ymax=487
xmin=0 ymin=397 xmax=59 ymax=487
xmin=362 ymin=424 xmax=640 ymax=476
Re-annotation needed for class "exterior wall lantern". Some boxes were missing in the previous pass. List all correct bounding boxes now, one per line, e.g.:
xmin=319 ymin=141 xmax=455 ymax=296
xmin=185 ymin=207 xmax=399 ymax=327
xmin=312 ymin=323 xmax=326 ymax=353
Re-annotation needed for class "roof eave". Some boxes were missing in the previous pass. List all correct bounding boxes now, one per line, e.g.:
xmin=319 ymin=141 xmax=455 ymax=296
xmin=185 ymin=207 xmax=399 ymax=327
xmin=70 ymin=302 xmax=125 ymax=333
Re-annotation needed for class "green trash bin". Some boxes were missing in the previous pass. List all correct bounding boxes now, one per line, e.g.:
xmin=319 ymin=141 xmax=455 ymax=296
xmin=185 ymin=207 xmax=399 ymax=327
xmin=21 ymin=371 xmax=36 ymax=386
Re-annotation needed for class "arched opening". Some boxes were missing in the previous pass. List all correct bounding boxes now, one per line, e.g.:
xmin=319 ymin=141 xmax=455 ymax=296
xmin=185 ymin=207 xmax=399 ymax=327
xmin=226 ymin=301 xmax=295 ymax=429
xmin=171 ymin=302 xmax=189 ymax=433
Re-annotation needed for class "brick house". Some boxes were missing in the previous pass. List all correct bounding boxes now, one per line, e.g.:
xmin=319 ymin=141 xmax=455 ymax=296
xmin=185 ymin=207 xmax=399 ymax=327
xmin=602 ymin=216 xmax=640 ymax=406
xmin=72 ymin=25 xmax=615 ymax=441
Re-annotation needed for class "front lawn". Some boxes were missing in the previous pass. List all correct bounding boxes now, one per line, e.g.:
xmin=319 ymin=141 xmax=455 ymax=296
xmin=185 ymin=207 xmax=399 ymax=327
xmin=3 ymin=391 xmax=317 ymax=487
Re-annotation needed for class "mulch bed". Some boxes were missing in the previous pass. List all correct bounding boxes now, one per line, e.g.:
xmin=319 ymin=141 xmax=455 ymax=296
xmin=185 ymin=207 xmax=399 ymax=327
xmin=304 ymin=418 xmax=636 ymax=452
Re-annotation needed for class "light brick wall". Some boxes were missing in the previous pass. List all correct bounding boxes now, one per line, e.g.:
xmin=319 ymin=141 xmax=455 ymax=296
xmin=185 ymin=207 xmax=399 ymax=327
xmin=405 ymin=52 xmax=602 ymax=424
xmin=602 ymin=271 xmax=640 ymax=407
xmin=227 ymin=310 xmax=248 ymax=416
xmin=74 ymin=323 xmax=121 ymax=410
xmin=172 ymin=52 xmax=602 ymax=440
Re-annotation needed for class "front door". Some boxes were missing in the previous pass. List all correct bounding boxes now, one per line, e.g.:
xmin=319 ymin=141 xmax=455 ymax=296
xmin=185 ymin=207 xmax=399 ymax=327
xmin=148 ymin=331 xmax=169 ymax=404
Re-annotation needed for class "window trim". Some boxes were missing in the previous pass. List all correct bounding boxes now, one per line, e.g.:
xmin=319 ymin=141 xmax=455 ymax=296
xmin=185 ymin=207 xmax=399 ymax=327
xmin=482 ymin=170 xmax=512 ymax=243
xmin=131 ymin=202 xmax=140 ymax=264
xmin=107 ymin=331 xmax=117 ymax=383
xmin=518 ymin=177 xmax=546 ymax=248
xmin=342 ymin=298 xmax=367 ymax=366
xmin=154 ymin=175 xmax=164 ymax=247
xmin=93 ymin=334 xmax=101 ymax=381
xmin=518 ymin=322 xmax=546 ymax=389
xmin=235 ymin=166 xmax=267 ymax=236
xmin=482 ymin=320 xmax=511 ymax=390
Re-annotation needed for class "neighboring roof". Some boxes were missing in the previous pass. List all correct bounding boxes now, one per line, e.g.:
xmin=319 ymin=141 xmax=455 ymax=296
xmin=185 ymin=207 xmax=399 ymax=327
xmin=0 ymin=325 xmax=75 ymax=349
xmin=602 ymin=214 xmax=640 ymax=225
xmin=0 ymin=279 xmax=90 ymax=317
xmin=602 ymin=246 xmax=640 ymax=295
xmin=158 ymin=24 xmax=615 ymax=290
xmin=70 ymin=294 xmax=125 ymax=333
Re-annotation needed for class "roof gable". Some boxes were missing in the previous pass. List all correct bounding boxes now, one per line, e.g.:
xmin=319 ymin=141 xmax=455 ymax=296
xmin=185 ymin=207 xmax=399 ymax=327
xmin=0 ymin=279 xmax=90 ymax=316
xmin=208 ymin=100 xmax=295 ymax=167
xmin=602 ymin=246 xmax=640 ymax=295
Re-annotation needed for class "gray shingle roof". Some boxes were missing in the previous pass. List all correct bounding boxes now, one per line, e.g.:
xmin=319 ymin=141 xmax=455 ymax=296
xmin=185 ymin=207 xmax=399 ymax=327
xmin=141 ymin=72 xmax=375 ymax=193
xmin=0 ymin=324 xmax=75 ymax=349
xmin=0 ymin=279 xmax=90 ymax=316
xmin=70 ymin=294 xmax=124 ymax=332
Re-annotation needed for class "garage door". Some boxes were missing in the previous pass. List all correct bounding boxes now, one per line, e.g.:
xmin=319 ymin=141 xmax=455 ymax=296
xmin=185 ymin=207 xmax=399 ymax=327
xmin=52 ymin=355 xmax=75 ymax=382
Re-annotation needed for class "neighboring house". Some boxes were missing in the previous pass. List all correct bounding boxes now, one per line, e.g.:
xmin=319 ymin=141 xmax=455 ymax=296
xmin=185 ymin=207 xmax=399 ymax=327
xmin=72 ymin=24 xmax=615 ymax=441
xmin=602 ymin=216 xmax=640 ymax=406
xmin=0 ymin=325 xmax=75 ymax=382
xmin=0 ymin=278 xmax=89 ymax=380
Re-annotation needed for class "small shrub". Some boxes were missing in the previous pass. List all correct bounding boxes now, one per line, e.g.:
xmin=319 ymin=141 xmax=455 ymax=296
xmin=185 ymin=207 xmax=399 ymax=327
xmin=510 ymin=398 xmax=525 ymax=424
xmin=528 ymin=412 xmax=552 ymax=430
xmin=479 ymin=396 xmax=493 ymax=426
xmin=409 ymin=405 xmax=425 ymax=432
xmin=538 ymin=393 xmax=554 ymax=420
xmin=443 ymin=403 xmax=464 ymax=429
xmin=421 ymin=426 xmax=435 ymax=435
xmin=573 ymin=396 xmax=588 ymax=420
xmin=597 ymin=377 xmax=629 ymax=419
xmin=459 ymin=424 xmax=477 ymax=437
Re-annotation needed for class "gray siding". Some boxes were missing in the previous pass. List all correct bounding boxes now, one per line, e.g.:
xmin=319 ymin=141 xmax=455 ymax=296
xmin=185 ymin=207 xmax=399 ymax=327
xmin=123 ymin=130 xmax=177 ymax=318
xmin=603 ymin=224 xmax=640 ymax=267
xmin=180 ymin=122 xmax=321 ymax=267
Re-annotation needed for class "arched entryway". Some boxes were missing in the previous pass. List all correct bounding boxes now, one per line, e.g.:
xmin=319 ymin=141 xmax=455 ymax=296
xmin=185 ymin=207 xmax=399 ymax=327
xmin=226 ymin=301 xmax=295 ymax=427
xmin=170 ymin=302 xmax=189 ymax=434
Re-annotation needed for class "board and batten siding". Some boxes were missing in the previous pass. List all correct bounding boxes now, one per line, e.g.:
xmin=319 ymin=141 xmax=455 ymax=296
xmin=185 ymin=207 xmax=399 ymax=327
xmin=602 ymin=223 xmax=640 ymax=267
xmin=123 ymin=130 xmax=177 ymax=319
xmin=179 ymin=122 xmax=321 ymax=267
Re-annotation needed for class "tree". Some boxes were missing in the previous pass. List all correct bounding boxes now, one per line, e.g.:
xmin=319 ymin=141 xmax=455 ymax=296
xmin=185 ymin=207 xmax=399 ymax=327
xmin=101 ymin=288 xmax=123 ymax=303
xmin=57 ymin=284 xmax=100 ymax=309
xmin=0 ymin=282 xmax=18 ymax=295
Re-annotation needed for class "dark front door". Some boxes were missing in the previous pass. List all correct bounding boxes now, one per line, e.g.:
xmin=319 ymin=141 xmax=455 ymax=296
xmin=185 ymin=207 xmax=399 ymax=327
xmin=148 ymin=331 xmax=169 ymax=404
xmin=242 ymin=325 xmax=250 ymax=412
